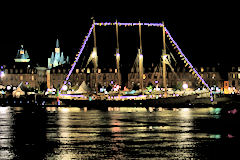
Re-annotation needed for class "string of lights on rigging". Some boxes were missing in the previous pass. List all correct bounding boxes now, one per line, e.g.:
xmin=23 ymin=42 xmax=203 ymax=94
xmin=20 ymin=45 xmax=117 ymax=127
xmin=61 ymin=21 xmax=213 ymax=101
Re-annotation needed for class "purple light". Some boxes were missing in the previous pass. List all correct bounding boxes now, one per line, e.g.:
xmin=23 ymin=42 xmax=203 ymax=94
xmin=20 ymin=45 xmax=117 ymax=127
xmin=63 ymin=23 xmax=95 ymax=86
xmin=60 ymin=94 xmax=86 ymax=98
xmin=95 ymin=22 xmax=164 ymax=27
xmin=164 ymin=27 xmax=212 ymax=97
xmin=63 ymin=21 xmax=212 ymax=100
xmin=0 ymin=71 xmax=5 ymax=77
xmin=115 ymin=95 xmax=147 ymax=99
xmin=116 ymin=48 xmax=120 ymax=56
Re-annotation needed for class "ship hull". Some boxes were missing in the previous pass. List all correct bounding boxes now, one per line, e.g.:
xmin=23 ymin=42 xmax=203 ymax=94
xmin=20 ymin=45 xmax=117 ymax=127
xmin=61 ymin=94 xmax=198 ymax=108
xmin=0 ymin=94 xmax=198 ymax=108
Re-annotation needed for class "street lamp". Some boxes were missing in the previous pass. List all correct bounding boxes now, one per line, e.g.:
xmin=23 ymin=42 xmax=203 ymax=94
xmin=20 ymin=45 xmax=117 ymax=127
xmin=0 ymin=71 xmax=4 ymax=78
xmin=62 ymin=85 xmax=68 ymax=91
xmin=0 ymin=71 xmax=4 ymax=85
xmin=183 ymin=83 xmax=188 ymax=90
xmin=182 ymin=83 xmax=188 ymax=96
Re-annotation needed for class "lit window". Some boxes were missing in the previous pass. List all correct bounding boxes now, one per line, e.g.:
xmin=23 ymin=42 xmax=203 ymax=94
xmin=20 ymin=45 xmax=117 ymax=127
xmin=20 ymin=76 xmax=23 ymax=80
xmin=87 ymin=68 xmax=90 ymax=73
xmin=233 ymin=74 xmax=236 ymax=79
xmin=32 ymin=76 xmax=34 ymax=81
xmin=212 ymin=73 xmax=216 ymax=79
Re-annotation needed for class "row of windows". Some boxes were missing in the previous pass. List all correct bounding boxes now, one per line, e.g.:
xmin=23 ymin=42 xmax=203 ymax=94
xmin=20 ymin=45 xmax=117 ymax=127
xmin=50 ymin=68 xmax=119 ymax=74
xmin=129 ymin=73 xmax=194 ymax=80
xmin=51 ymin=69 xmax=67 ymax=74
xmin=4 ymin=69 xmax=36 ymax=74
xmin=2 ymin=75 xmax=35 ymax=81
xmin=230 ymin=73 xmax=240 ymax=79
xmin=129 ymin=81 xmax=193 ymax=87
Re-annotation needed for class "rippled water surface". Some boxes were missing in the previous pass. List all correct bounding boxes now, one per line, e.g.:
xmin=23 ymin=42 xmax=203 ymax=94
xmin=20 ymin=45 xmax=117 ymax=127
xmin=0 ymin=106 xmax=239 ymax=159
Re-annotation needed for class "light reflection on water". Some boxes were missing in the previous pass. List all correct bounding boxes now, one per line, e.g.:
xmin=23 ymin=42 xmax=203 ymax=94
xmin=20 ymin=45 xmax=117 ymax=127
xmin=0 ymin=106 xmax=239 ymax=159
xmin=0 ymin=107 xmax=15 ymax=159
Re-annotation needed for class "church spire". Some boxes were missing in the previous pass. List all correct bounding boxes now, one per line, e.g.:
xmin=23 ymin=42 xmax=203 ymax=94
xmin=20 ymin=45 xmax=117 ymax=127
xmin=56 ymin=39 xmax=60 ymax=48
xmin=55 ymin=39 xmax=60 ymax=54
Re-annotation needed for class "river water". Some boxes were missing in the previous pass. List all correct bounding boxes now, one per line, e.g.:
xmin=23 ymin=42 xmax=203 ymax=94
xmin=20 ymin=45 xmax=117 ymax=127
xmin=0 ymin=106 xmax=239 ymax=159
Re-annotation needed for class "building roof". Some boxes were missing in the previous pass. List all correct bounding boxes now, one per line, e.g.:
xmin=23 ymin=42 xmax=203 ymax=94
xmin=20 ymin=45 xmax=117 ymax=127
xmin=14 ymin=45 xmax=30 ymax=63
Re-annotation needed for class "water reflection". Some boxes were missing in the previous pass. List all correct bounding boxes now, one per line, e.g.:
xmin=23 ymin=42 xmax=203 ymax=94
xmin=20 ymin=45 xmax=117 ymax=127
xmin=0 ymin=107 xmax=15 ymax=159
xmin=108 ymin=113 xmax=125 ymax=159
xmin=0 ymin=106 xmax=239 ymax=159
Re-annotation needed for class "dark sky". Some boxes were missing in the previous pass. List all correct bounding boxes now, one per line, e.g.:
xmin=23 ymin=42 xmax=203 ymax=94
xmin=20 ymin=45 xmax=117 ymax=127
xmin=1 ymin=3 xmax=239 ymax=69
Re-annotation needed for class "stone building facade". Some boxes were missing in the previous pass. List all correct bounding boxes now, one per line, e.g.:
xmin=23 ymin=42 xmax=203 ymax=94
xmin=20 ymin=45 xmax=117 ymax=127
xmin=128 ymin=66 xmax=225 ymax=90
xmin=0 ymin=43 xmax=232 ymax=92
xmin=1 ymin=67 xmax=38 ymax=88
xmin=227 ymin=67 xmax=240 ymax=89
xmin=0 ymin=65 xmax=227 ymax=91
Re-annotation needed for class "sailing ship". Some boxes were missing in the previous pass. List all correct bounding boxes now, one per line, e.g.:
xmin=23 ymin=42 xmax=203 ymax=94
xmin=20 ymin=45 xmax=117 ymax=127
xmin=59 ymin=20 xmax=208 ymax=106
xmin=118 ymin=21 xmax=198 ymax=105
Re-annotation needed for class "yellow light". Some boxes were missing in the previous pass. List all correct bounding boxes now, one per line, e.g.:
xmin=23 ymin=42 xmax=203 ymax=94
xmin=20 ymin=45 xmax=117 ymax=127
xmin=181 ymin=108 xmax=190 ymax=112
xmin=116 ymin=53 xmax=120 ymax=58
xmin=58 ymin=107 xmax=69 ymax=113
xmin=163 ymin=55 xmax=167 ymax=60
xmin=143 ymin=74 xmax=146 ymax=80
xmin=91 ymin=50 xmax=97 ymax=58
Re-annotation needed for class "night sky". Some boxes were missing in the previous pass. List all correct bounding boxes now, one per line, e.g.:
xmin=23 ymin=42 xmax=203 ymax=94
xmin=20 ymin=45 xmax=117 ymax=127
xmin=1 ymin=3 xmax=239 ymax=70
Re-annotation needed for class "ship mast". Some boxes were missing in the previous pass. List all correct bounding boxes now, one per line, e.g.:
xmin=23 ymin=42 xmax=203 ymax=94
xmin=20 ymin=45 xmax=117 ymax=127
xmin=92 ymin=18 xmax=98 ymax=93
xmin=138 ymin=21 xmax=144 ymax=92
xmin=115 ymin=20 xmax=121 ymax=86
xmin=162 ymin=21 xmax=167 ymax=98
